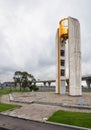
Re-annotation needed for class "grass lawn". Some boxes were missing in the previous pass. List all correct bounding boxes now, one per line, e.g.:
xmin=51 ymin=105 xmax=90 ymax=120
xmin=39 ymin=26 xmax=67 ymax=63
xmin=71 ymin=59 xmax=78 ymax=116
xmin=0 ymin=89 xmax=32 ymax=96
xmin=0 ymin=89 xmax=21 ymax=112
xmin=0 ymin=89 xmax=54 ymax=95
xmin=0 ymin=103 xmax=20 ymax=112
xmin=48 ymin=110 xmax=91 ymax=129
xmin=0 ymin=89 xmax=11 ymax=96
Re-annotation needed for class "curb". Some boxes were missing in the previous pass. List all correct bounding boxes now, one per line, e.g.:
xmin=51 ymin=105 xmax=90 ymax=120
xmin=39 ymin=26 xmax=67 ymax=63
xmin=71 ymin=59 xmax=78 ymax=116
xmin=12 ymin=100 xmax=34 ymax=104
xmin=45 ymin=121 xmax=91 ymax=130
xmin=0 ymin=114 xmax=90 ymax=130
xmin=61 ymin=104 xmax=91 ymax=110
xmin=34 ymin=101 xmax=91 ymax=110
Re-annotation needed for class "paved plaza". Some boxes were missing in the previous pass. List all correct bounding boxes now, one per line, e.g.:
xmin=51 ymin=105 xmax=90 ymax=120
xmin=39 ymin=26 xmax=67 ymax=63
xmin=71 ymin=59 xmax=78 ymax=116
xmin=1 ymin=92 xmax=91 ymax=121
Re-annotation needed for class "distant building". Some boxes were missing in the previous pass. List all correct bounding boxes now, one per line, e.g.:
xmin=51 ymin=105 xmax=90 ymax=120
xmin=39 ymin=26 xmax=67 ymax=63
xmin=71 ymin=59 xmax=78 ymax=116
xmin=1 ymin=82 xmax=14 ymax=88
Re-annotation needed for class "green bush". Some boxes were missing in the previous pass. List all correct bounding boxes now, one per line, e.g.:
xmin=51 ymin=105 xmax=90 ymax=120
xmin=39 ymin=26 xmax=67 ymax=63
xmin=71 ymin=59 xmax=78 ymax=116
xmin=29 ymin=85 xmax=39 ymax=91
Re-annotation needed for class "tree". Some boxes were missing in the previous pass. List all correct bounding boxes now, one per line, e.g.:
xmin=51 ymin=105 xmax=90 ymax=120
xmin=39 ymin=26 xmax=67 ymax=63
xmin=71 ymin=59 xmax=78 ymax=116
xmin=13 ymin=71 xmax=22 ymax=91
xmin=13 ymin=71 xmax=38 ymax=91
xmin=28 ymin=75 xmax=38 ymax=91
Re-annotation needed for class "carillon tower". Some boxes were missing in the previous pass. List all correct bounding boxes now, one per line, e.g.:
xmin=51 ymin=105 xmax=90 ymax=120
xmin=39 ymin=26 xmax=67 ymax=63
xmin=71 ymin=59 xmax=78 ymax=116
xmin=56 ymin=17 xmax=82 ymax=96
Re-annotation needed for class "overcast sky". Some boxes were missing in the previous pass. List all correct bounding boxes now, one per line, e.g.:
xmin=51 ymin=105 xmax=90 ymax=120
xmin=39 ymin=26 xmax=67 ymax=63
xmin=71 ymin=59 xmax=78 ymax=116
xmin=0 ymin=0 xmax=91 ymax=82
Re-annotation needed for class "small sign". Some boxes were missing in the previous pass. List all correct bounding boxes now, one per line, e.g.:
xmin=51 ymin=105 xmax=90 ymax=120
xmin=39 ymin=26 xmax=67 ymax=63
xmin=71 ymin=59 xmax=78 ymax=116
xmin=77 ymin=98 xmax=86 ymax=105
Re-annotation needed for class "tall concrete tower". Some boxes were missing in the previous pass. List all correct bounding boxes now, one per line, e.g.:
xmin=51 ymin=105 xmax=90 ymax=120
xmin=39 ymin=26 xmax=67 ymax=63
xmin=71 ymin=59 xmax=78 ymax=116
xmin=56 ymin=17 xmax=82 ymax=96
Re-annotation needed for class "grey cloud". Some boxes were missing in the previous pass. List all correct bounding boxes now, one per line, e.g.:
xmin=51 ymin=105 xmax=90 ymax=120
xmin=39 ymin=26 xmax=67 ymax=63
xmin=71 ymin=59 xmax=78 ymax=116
xmin=0 ymin=0 xmax=91 ymax=81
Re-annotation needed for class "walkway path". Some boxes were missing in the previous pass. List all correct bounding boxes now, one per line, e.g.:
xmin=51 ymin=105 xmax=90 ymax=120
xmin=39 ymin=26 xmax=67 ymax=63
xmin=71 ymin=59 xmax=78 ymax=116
xmin=1 ymin=92 xmax=91 ymax=121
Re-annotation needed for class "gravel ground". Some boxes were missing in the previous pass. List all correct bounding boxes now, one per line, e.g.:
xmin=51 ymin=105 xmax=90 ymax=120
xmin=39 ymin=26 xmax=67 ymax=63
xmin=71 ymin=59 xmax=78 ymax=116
xmin=1 ymin=92 xmax=91 ymax=121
